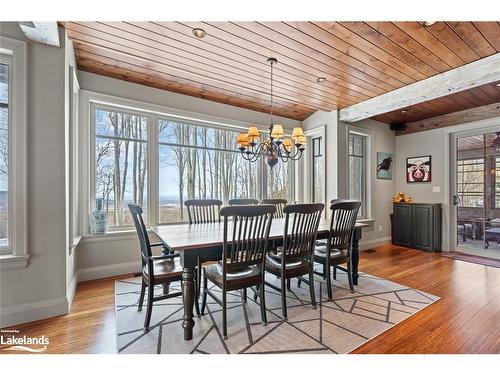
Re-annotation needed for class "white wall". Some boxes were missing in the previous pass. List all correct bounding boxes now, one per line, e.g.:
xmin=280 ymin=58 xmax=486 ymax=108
xmin=0 ymin=23 xmax=71 ymax=327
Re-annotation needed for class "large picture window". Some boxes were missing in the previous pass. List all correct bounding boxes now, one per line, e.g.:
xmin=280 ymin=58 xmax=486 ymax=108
xmin=91 ymin=101 xmax=294 ymax=230
xmin=348 ymin=132 xmax=367 ymax=218
xmin=158 ymin=119 xmax=259 ymax=224
xmin=0 ymin=62 xmax=9 ymax=250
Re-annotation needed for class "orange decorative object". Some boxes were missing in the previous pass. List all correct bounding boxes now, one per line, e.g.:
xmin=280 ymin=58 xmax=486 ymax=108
xmin=392 ymin=192 xmax=413 ymax=203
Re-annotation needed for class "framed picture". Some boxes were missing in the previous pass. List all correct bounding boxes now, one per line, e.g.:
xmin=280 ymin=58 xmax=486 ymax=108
xmin=406 ymin=155 xmax=432 ymax=183
xmin=377 ymin=152 xmax=393 ymax=180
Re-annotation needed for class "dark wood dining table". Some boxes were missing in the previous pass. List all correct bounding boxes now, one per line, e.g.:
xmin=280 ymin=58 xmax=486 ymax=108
xmin=152 ymin=219 xmax=369 ymax=340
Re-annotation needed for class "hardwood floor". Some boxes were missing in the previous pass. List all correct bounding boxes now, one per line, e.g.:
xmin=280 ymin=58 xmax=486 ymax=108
xmin=2 ymin=244 xmax=500 ymax=354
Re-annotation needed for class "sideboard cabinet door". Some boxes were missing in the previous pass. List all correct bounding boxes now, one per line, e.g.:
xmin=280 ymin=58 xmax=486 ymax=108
xmin=393 ymin=204 xmax=412 ymax=247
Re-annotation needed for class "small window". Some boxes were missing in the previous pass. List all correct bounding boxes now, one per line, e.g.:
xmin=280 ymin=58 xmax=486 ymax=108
xmin=312 ymin=137 xmax=324 ymax=203
xmin=348 ymin=132 xmax=367 ymax=218
xmin=0 ymin=62 xmax=9 ymax=251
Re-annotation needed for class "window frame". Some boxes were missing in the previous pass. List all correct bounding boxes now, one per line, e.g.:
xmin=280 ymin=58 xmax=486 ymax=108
xmin=82 ymin=91 xmax=296 ymax=232
xmin=0 ymin=36 xmax=28 ymax=269
xmin=348 ymin=128 xmax=371 ymax=219
xmin=304 ymin=125 xmax=326 ymax=211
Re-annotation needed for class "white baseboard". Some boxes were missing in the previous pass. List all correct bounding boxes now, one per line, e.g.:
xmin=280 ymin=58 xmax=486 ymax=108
xmin=359 ymin=236 xmax=392 ymax=251
xmin=0 ymin=297 xmax=69 ymax=328
xmin=66 ymin=273 xmax=78 ymax=310
xmin=77 ymin=260 xmax=140 ymax=282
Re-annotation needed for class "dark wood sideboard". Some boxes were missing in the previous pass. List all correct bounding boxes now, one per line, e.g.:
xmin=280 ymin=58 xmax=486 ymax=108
xmin=391 ymin=203 xmax=442 ymax=252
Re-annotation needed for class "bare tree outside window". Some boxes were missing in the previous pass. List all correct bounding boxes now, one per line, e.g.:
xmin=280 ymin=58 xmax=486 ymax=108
xmin=95 ymin=108 xmax=148 ymax=227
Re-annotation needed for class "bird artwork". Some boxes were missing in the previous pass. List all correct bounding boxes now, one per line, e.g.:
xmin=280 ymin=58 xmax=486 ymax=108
xmin=377 ymin=152 xmax=393 ymax=179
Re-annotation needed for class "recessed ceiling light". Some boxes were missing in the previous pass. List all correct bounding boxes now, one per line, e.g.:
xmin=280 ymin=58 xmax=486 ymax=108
xmin=496 ymin=82 xmax=500 ymax=87
xmin=192 ymin=28 xmax=206 ymax=38
xmin=316 ymin=77 xmax=326 ymax=83
xmin=420 ymin=21 xmax=437 ymax=27
xmin=401 ymin=109 xmax=408 ymax=114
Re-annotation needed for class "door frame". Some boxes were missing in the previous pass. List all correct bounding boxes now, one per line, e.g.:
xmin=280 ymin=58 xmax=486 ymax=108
xmin=449 ymin=121 xmax=500 ymax=253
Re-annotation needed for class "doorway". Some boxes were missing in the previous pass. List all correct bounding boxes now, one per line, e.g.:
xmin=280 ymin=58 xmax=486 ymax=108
xmin=452 ymin=130 xmax=500 ymax=258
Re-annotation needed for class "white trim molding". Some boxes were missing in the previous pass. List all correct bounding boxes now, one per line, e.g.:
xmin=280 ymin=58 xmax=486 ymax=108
xmin=0 ymin=296 xmax=68 ymax=328
xmin=77 ymin=260 xmax=140 ymax=282
xmin=0 ymin=36 xmax=28 ymax=267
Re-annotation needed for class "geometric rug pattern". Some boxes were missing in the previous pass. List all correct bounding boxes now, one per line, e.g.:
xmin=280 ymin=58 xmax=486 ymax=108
xmin=115 ymin=270 xmax=439 ymax=354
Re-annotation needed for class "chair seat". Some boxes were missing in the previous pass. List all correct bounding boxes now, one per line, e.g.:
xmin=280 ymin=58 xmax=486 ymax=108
xmin=205 ymin=262 xmax=262 ymax=290
xmin=143 ymin=257 xmax=182 ymax=282
xmin=265 ymin=253 xmax=310 ymax=277
xmin=313 ymin=246 xmax=349 ymax=266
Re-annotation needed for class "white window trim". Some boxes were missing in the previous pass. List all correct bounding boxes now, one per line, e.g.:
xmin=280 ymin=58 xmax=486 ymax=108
xmin=348 ymin=126 xmax=373 ymax=220
xmin=0 ymin=36 xmax=28 ymax=270
xmin=80 ymin=90 xmax=297 ymax=236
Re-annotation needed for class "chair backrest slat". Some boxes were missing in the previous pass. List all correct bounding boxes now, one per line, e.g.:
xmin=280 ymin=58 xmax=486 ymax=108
xmin=128 ymin=204 xmax=154 ymax=276
xmin=185 ymin=199 xmax=223 ymax=224
xmin=228 ymin=198 xmax=259 ymax=206
xmin=220 ymin=205 xmax=275 ymax=274
xmin=282 ymin=203 xmax=324 ymax=263
xmin=328 ymin=199 xmax=361 ymax=250
xmin=260 ymin=198 xmax=287 ymax=218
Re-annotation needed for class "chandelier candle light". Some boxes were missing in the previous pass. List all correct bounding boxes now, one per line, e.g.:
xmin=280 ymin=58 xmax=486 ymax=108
xmin=236 ymin=57 xmax=306 ymax=168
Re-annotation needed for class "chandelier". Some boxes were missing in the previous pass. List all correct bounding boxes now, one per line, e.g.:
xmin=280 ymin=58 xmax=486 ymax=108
xmin=236 ymin=57 xmax=306 ymax=168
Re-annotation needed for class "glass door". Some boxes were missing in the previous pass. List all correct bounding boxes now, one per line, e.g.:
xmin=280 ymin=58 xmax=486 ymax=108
xmin=454 ymin=131 xmax=500 ymax=257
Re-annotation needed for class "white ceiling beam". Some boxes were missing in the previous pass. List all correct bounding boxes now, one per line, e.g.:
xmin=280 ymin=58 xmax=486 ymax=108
xmin=339 ymin=53 xmax=500 ymax=123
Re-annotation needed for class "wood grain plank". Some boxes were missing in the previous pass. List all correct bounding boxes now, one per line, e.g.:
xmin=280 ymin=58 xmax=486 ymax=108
xmin=424 ymin=22 xmax=480 ymax=63
xmin=397 ymin=101 xmax=500 ymax=135
xmin=447 ymin=22 xmax=496 ymax=57
xmin=366 ymin=22 xmax=451 ymax=72
xmin=73 ymin=41 xmax=320 ymax=114
xmin=261 ymin=21 xmax=406 ymax=89
xmin=76 ymin=54 xmax=314 ymax=120
xmin=186 ymin=21 xmax=386 ymax=97
xmin=69 ymin=31 xmax=338 ymax=112
xmin=66 ymin=22 xmax=345 ymax=110
xmin=338 ymin=22 xmax=439 ymax=77
xmin=292 ymin=21 xmax=418 ymax=84
xmin=392 ymin=22 xmax=464 ymax=68
xmin=313 ymin=21 xmax=427 ymax=81
xmin=473 ymin=22 xmax=500 ymax=51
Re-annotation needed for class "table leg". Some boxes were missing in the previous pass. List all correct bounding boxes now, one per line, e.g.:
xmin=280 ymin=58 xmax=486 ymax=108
xmin=181 ymin=267 xmax=195 ymax=340
xmin=352 ymin=227 xmax=362 ymax=286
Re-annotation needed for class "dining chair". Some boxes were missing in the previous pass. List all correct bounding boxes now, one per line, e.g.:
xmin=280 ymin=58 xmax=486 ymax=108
xmin=261 ymin=203 xmax=324 ymax=320
xmin=185 ymin=198 xmax=223 ymax=224
xmin=200 ymin=204 xmax=276 ymax=339
xmin=228 ymin=198 xmax=259 ymax=206
xmin=184 ymin=198 xmax=224 ymax=308
xmin=128 ymin=204 xmax=199 ymax=331
xmin=260 ymin=198 xmax=287 ymax=218
xmin=301 ymin=200 xmax=360 ymax=300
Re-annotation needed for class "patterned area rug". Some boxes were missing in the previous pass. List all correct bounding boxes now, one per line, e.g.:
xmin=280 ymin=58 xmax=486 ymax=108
xmin=115 ymin=270 xmax=439 ymax=354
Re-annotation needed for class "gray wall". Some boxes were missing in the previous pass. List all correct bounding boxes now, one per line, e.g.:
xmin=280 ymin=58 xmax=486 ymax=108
xmin=0 ymin=23 xmax=71 ymax=327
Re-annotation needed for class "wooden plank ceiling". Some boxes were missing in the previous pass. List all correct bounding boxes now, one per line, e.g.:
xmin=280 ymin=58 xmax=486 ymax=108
xmin=62 ymin=21 xmax=500 ymax=122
